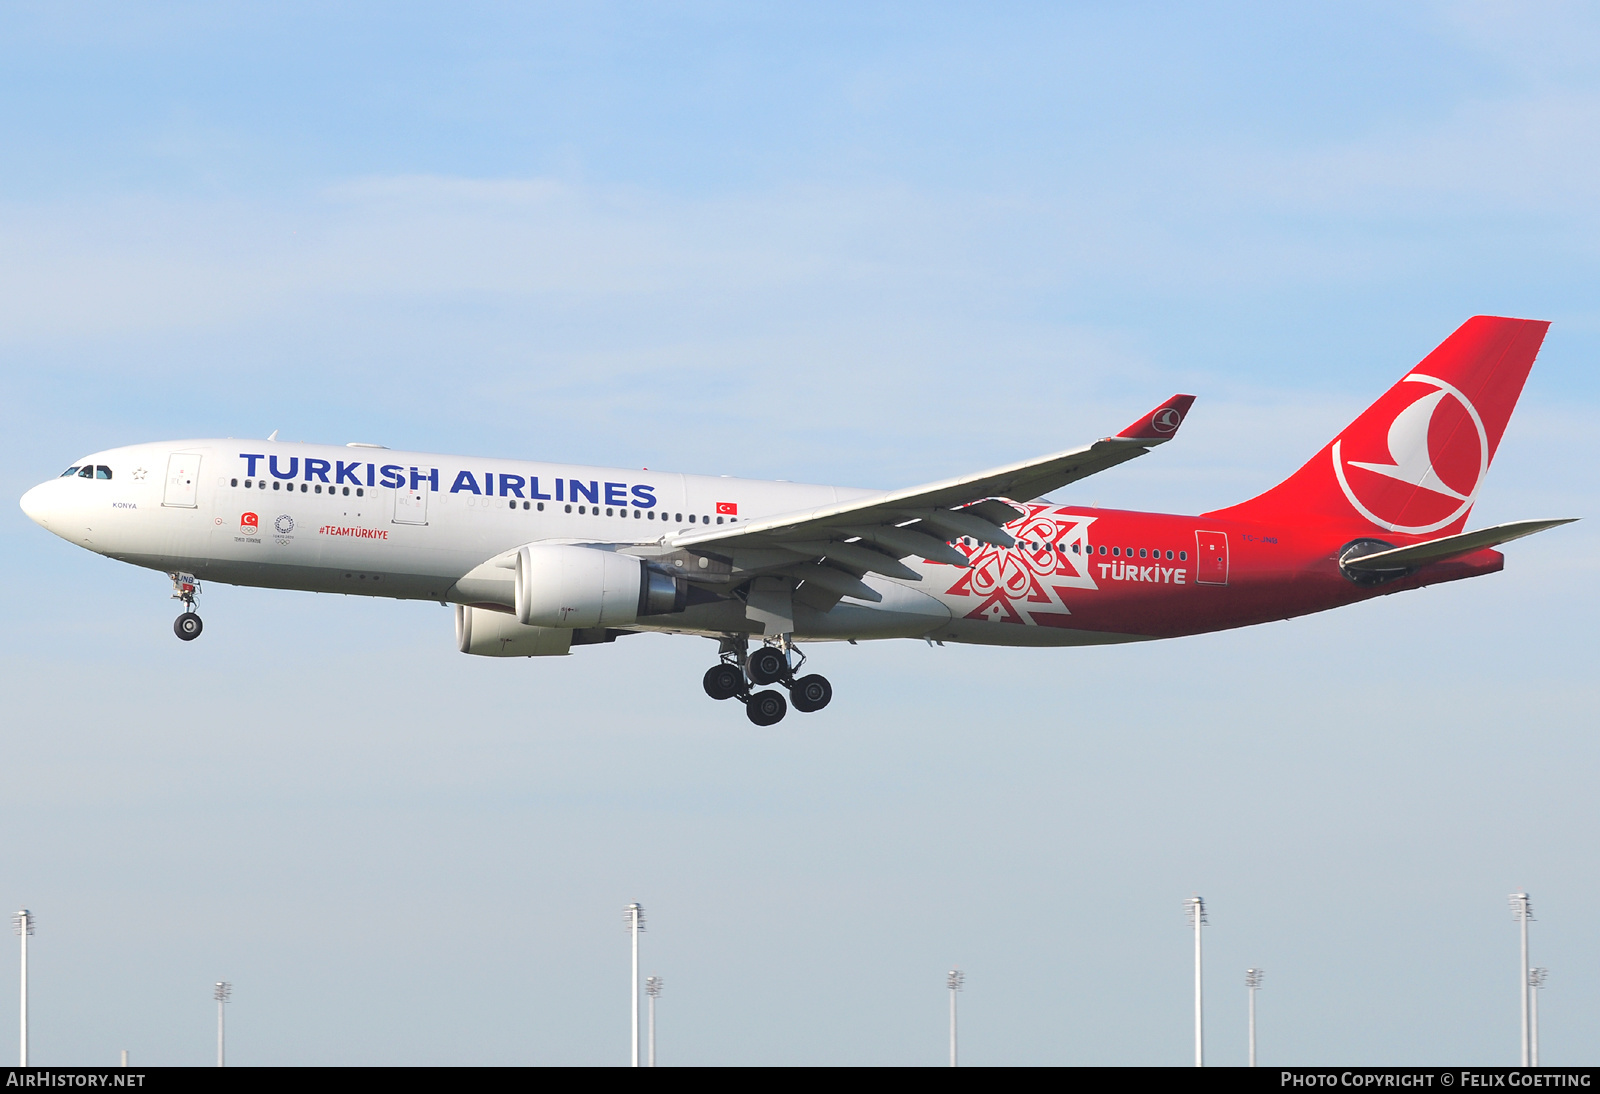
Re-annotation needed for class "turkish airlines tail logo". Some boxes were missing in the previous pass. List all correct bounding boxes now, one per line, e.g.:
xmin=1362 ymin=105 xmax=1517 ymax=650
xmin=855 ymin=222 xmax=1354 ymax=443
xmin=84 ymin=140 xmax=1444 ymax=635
xmin=1203 ymin=316 xmax=1548 ymax=533
xmin=1332 ymin=374 xmax=1488 ymax=534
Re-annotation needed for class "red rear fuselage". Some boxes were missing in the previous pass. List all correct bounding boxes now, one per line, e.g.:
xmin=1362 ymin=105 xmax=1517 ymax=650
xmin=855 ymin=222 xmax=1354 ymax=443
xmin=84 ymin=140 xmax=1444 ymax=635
xmin=934 ymin=502 xmax=1502 ymax=641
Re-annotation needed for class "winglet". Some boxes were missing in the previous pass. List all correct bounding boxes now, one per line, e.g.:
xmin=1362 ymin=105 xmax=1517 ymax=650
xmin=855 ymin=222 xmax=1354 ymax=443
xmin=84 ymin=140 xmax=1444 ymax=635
xmin=1115 ymin=394 xmax=1196 ymax=441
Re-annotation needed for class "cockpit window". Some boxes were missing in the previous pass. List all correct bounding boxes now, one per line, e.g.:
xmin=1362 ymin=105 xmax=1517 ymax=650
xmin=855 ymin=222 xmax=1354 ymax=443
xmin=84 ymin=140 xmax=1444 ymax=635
xmin=95 ymin=466 xmax=112 ymax=479
xmin=60 ymin=467 xmax=80 ymax=477
xmin=78 ymin=466 xmax=94 ymax=478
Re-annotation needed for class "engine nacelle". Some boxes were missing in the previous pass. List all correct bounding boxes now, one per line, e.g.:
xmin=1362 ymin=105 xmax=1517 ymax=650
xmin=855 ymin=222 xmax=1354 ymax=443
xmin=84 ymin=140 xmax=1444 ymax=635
xmin=514 ymin=544 xmax=686 ymax=628
xmin=455 ymin=604 xmax=573 ymax=657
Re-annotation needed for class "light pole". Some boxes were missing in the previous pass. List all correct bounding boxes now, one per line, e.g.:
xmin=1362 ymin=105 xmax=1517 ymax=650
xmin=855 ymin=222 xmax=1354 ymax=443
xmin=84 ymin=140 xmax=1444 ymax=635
xmin=947 ymin=969 xmax=964 ymax=1067
xmin=13 ymin=910 xmax=33 ymax=1067
xmin=1530 ymin=968 xmax=1547 ymax=1067
xmin=1509 ymin=892 xmax=1532 ymax=1066
xmin=623 ymin=903 xmax=645 ymax=1067
xmin=1184 ymin=896 xmax=1206 ymax=1067
xmin=213 ymin=982 xmax=230 ymax=1067
xmin=1245 ymin=968 xmax=1264 ymax=1067
xmin=645 ymin=975 xmax=662 ymax=1067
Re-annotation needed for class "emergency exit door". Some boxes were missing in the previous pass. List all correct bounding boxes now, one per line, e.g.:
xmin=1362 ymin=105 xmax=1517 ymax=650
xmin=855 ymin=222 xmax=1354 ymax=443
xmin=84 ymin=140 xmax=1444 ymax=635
xmin=162 ymin=453 xmax=201 ymax=508
xmin=1194 ymin=530 xmax=1229 ymax=585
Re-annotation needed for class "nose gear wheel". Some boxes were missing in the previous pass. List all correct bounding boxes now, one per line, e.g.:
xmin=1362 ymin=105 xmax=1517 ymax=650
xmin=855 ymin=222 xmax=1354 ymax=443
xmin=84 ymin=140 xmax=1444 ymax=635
xmin=169 ymin=572 xmax=203 ymax=642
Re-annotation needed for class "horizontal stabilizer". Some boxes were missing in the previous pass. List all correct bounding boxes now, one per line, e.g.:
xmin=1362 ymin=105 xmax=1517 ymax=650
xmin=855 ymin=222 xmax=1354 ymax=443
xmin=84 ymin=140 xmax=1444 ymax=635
xmin=1341 ymin=519 xmax=1576 ymax=572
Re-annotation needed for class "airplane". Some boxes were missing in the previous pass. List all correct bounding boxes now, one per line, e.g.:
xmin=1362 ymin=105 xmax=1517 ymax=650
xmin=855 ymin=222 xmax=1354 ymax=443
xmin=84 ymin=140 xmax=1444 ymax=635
xmin=19 ymin=315 xmax=1574 ymax=725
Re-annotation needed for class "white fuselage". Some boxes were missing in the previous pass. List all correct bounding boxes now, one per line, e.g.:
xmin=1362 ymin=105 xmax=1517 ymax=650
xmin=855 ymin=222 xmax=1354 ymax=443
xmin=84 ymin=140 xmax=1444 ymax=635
xmin=21 ymin=439 xmax=1131 ymax=648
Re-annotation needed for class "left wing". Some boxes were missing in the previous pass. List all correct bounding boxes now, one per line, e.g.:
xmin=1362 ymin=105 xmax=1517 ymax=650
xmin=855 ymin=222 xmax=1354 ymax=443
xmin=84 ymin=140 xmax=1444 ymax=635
xmin=666 ymin=394 xmax=1195 ymax=613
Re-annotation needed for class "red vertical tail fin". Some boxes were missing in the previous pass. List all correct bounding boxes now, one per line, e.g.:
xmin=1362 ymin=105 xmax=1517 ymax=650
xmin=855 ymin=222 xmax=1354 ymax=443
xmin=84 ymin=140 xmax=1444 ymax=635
xmin=1207 ymin=317 xmax=1549 ymax=535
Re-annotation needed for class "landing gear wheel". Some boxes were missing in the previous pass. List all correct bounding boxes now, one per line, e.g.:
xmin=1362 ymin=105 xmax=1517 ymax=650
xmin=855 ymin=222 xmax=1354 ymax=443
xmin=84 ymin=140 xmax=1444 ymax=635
xmin=174 ymin=612 xmax=203 ymax=641
xmin=789 ymin=674 xmax=832 ymax=713
xmin=747 ymin=646 xmax=789 ymax=686
xmin=745 ymin=689 xmax=788 ymax=726
xmin=703 ymin=664 xmax=745 ymax=701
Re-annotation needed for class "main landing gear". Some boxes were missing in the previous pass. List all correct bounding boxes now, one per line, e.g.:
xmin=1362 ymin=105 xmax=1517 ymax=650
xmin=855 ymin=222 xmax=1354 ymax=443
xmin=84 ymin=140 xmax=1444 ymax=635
xmin=702 ymin=636 xmax=833 ymax=726
xmin=170 ymin=572 xmax=203 ymax=642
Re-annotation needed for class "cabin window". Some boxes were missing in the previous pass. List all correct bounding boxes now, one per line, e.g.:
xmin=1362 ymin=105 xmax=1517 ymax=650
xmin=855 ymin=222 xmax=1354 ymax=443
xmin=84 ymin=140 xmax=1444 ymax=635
xmin=1111 ymin=547 xmax=1119 ymax=556
xmin=578 ymin=505 xmax=586 ymax=514
xmin=1139 ymin=549 xmax=1146 ymax=558
xmin=676 ymin=513 xmax=683 ymax=522
xmin=509 ymin=500 xmax=516 ymax=509
xmin=565 ymin=504 xmax=572 ymax=513
xmin=648 ymin=511 xmax=655 ymax=519
xmin=343 ymin=487 xmax=350 ymax=496
xmin=356 ymin=488 xmax=364 ymax=497
xmin=273 ymin=481 xmax=281 ymax=490
xmin=300 ymin=483 xmax=308 ymax=493
xmin=1179 ymin=551 xmax=1188 ymax=560
xmin=315 ymin=484 xmax=322 ymax=494
xmin=231 ymin=478 xmax=238 ymax=487
xmin=716 ymin=516 xmax=724 ymax=524
xmin=537 ymin=502 xmax=544 ymax=511
xmin=634 ymin=510 xmax=641 ymax=518
xmin=1165 ymin=550 xmax=1173 ymax=560
xmin=605 ymin=507 xmax=613 ymax=516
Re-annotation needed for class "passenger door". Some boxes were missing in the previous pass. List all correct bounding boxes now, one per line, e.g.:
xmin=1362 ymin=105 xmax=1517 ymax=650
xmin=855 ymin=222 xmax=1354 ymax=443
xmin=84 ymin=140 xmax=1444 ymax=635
xmin=162 ymin=453 xmax=201 ymax=508
xmin=1194 ymin=530 xmax=1229 ymax=585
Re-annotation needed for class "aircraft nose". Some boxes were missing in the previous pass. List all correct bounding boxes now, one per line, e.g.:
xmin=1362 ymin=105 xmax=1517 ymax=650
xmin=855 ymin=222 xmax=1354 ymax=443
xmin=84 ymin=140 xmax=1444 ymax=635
xmin=19 ymin=482 xmax=54 ymax=527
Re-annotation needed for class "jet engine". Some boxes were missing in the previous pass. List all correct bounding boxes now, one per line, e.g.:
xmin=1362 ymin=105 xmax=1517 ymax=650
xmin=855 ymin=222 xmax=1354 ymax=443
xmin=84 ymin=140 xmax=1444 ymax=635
xmin=514 ymin=544 xmax=687 ymax=628
xmin=455 ymin=604 xmax=573 ymax=657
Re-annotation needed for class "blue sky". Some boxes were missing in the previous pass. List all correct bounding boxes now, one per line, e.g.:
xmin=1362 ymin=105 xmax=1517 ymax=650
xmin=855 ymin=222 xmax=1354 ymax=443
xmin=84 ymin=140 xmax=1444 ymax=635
xmin=2 ymin=2 xmax=1597 ymax=1065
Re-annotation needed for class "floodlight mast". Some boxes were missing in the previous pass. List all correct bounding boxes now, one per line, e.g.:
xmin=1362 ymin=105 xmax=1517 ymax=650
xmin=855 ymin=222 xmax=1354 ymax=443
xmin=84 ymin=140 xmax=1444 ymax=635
xmin=624 ymin=904 xmax=645 ymax=1068
xmin=1245 ymin=968 xmax=1264 ymax=1067
xmin=213 ymin=981 xmax=231 ymax=1067
xmin=1510 ymin=892 xmax=1533 ymax=1066
xmin=1529 ymin=968 xmax=1547 ymax=1067
xmin=1184 ymin=897 xmax=1206 ymax=1067
xmin=13 ymin=910 xmax=33 ymax=1067
xmin=947 ymin=969 xmax=964 ymax=1067
xmin=645 ymin=976 xmax=663 ymax=1068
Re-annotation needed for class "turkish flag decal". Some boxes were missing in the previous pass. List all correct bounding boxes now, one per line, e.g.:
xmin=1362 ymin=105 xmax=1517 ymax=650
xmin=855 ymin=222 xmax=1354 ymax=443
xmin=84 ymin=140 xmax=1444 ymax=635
xmin=716 ymin=501 xmax=737 ymax=515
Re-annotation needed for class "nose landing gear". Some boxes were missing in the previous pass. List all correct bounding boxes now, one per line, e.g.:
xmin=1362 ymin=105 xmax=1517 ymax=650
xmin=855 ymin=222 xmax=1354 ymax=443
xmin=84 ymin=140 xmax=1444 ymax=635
xmin=170 ymin=572 xmax=203 ymax=642
xmin=705 ymin=635 xmax=833 ymax=725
